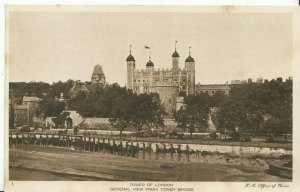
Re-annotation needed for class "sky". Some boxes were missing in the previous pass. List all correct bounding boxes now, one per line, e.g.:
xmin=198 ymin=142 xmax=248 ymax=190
xmin=8 ymin=9 xmax=293 ymax=85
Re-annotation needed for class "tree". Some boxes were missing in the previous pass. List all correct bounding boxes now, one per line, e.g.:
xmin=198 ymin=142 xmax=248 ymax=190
xmin=37 ymin=99 xmax=66 ymax=118
xmin=216 ymin=78 xmax=292 ymax=138
xmin=174 ymin=94 xmax=210 ymax=137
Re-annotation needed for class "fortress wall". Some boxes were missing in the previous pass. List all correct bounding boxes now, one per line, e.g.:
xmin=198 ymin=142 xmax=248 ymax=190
xmin=151 ymin=86 xmax=178 ymax=116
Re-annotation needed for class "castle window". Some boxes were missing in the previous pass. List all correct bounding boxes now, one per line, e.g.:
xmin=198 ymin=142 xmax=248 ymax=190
xmin=134 ymin=79 xmax=136 ymax=82
xmin=143 ymin=80 xmax=145 ymax=82
xmin=206 ymin=91 xmax=208 ymax=94
xmin=138 ymin=80 xmax=140 ymax=82
xmin=212 ymin=91 xmax=215 ymax=95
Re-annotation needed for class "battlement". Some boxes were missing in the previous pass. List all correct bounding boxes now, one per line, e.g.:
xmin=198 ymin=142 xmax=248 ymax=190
xmin=133 ymin=67 xmax=187 ymax=73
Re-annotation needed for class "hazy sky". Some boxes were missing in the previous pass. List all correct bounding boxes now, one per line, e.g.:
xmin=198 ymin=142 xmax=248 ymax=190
xmin=8 ymin=10 xmax=293 ymax=85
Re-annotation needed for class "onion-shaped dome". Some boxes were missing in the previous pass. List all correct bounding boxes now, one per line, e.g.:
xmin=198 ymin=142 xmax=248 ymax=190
xmin=126 ymin=54 xmax=135 ymax=62
xmin=146 ymin=60 xmax=154 ymax=67
xmin=172 ymin=50 xmax=179 ymax=57
xmin=185 ymin=55 xmax=195 ymax=62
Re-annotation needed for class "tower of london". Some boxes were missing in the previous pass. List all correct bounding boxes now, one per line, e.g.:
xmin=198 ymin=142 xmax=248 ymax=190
xmin=126 ymin=44 xmax=195 ymax=116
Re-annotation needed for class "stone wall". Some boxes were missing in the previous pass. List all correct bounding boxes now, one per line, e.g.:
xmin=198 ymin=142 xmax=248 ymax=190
xmin=81 ymin=118 xmax=113 ymax=130
xmin=151 ymin=86 xmax=179 ymax=116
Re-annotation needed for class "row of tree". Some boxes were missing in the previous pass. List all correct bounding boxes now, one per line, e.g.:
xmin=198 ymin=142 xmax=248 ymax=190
xmin=10 ymin=80 xmax=74 ymax=100
xmin=10 ymin=78 xmax=292 ymax=138
xmin=174 ymin=79 xmax=292 ymax=138
xmin=68 ymin=84 xmax=165 ymax=138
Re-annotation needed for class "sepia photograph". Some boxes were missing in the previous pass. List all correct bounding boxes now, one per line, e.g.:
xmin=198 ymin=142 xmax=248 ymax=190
xmin=4 ymin=4 xmax=300 ymax=192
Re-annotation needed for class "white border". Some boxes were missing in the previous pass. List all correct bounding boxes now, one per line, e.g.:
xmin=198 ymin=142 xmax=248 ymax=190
xmin=1 ymin=1 xmax=299 ymax=192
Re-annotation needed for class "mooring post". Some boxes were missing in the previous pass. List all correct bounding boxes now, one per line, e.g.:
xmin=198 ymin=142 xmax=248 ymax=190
xmin=103 ymin=138 xmax=106 ymax=153
xmin=142 ymin=142 xmax=145 ymax=159
xmin=112 ymin=140 xmax=115 ymax=155
xmin=16 ymin=134 xmax=19 ymax=145
xmin=171 ymin=144 xmax=174 ymax=160
xmin=120 ymin=141 xmax=123 ymax=156
xmin=186 ymin=145 xmax=190 ymax=162
xmin=125 ymin=142 xmax=129 ymax=156
xmin=155 ymin=144 xmax=159 ymax=160
xmin=21 ymin=133 xmax=24 ymax=146
xmin=163 ymin=143 xmax=166 ymax=160
xmin=67 ymin=136 xmax=70 ymax=148
xmin=107 ymin=139 xmax=111 ymax=154
xmin=178 ymin=144 xmax=181 ymax=161
xmin=88 ymin=137 xmax=91 ymax=151
xmin=97 ymin=138 xmax=100 ymax=152
xmin=93 ymin=137 xmax=95 ymax=152
xmin=136 ymin=143 xmax=139 ymax=159
xmin=83 ymin=136 xmax=86 ymax=151
xmin=59 ymin=134 xmax=61 ymax=146
xmin=149 ymin=143 xmax=152 ymax=158
xmin=131 ymin=142 xmax=134 ymax=158
xmin=51 ymin=134 xmax=53 ymax=146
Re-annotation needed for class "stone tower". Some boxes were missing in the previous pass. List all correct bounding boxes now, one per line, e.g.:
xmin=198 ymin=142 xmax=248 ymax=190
xmin=91 ymin=65 xmax=105 ymax=86
xmin=185 ymin=47 xmax=195 ymax=95
xmin=146 ymin=57 xmax=154 ymax=70
xmin=172 ymin=41 xmax=179 ymax=70
xmin=126 ymin=45 xmax=135 ymax=90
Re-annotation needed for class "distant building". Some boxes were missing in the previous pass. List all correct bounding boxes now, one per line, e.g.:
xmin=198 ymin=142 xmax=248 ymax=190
xmin=91 ymin=65 xmax=106 ymax=86
xmin=231 ymin=80 xmax=247 ymax=85
xmin=69 ymin=65 xmax=107 ymax=98
xmin=195 ymin=83 xmax=230 ymax=96
xmin=13 ymin=105 xmax=29 ymax=127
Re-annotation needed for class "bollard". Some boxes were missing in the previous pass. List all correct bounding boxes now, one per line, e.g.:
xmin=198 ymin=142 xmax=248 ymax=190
xmin=112 ymin=140 xmax=115 ymax=155
xmin=21 ymin=134 xmax=24 ymax=146
xmin=178 ymin=144 xmax=181 ymax=161
xmin=149 ymin=143 xmax=152 ymax=159
xmin=142 ymin=142 xmax=145 ymax=159
xmin=171 ymin=144 xmax=174 ymax=160
xmin=51 ymin=134 xmax=54 ymax=146
xmin=103 ymin=138 xmax=106 ymax=153
xmin=131 ymin=142 xmax=134 ymax=158
xmin=58 ymin=135 xmax=61 ymax=146
xmin=66 ymin=136 xmax=69 ymax=148
xmin=97 ymin=138 xmax=100 ymax=152
xmin=120 ymin=141 xmax=123 ymax=156
xmin=88 ymin=137 xmax=91 ymax=151
xmin=83 ymin=137 xmax=86 ymax=151
xmin=163 ymin=144 xmax=166 ymax=160
xmin=125 ymin=142 xmax=129 ymax=157
xmin=186 ymin=145 xmax=190 ymax=162
xmin=136 ymin=143 xmax=139 ymax=159
xmin=39 ymin=135 xmax=42 ymax=146
xmin=107 ymin=139 xmax=111 ymax=154
xmin=16 ymin=134 xmax=19 ymax=145
xmin=93 ymin=137 xmax=95 ymax=152
xmin=46 ymin=135 xmax=48 ymax=146
xmin=33 ymin=134 xmax=36 ymax=146
xmin=155 ymin=144 xmax=159 ymax=160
